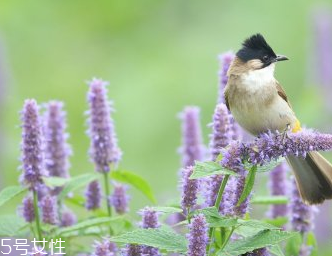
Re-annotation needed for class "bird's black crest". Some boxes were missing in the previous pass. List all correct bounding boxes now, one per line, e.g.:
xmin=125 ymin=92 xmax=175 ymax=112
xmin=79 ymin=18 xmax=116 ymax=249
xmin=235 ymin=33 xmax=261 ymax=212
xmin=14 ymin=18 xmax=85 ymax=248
xmin=236 ymin=33 xmax=277 ymax=63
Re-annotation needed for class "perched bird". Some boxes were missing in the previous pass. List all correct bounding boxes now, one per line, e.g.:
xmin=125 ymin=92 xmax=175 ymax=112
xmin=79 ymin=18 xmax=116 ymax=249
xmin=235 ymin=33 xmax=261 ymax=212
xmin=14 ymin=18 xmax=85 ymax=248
xmin=224 ymin=33 xmax=332 ymax=205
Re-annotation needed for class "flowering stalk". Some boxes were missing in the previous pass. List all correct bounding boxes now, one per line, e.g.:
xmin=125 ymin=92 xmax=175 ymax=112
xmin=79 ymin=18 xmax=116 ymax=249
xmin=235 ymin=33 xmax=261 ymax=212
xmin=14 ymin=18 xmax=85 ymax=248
xmin=87 ymin=78 xmax=122 ymax=233
xmin=181 ymin=166 xmax=199 ymax=212
xmin=187 ymin=214 xmax=208 ymax=256
xmin=179 ymin=106 xmax=204 ymax=167
xmin=109 ymin=183 xmax=130 ymax=215
xmin=218 ymin=52 xmax=235 ymax=104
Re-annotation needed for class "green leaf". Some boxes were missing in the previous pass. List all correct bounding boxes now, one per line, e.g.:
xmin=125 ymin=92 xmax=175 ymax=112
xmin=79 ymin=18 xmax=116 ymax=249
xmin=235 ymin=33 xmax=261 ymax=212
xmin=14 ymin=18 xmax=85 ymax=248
xmin=55 ymin=216 xmax=123 ymax=236
xmin=110 ymin=228 xmax=187 ymax=253
xmin=0 ymin=215 xmax=27 ymax=236
xmin=251 ymin=196 xmax=288 ymax=205
xmin=110 ymin=170 xmax=156 ymax=204
xmin=0 ymin=186 xmax=27 ymax=208
xmin=263 ymin=217 xmax=288 ymax=228
xmin=268 ymin=244 xmax=285 ymax=256
xmin=43 ymin=176 xmax=70 ymax=188
xmin=307 ymin=231 xmax=318 ymax=256
xmin=218 ymin=230 xmax=297 ymax=255
xmin=58 ymin=173 xmax=99 ymax=200
xmin=190 ymin=161 xmax=239 ymax=179
xmin=285 ymin=232 xmax=302 ymax=256
xmin=148 ymin=206 xmax=183 ymax=214
xmin=194 ymin=207 xmax=238 ymax=228
xmin=235 ymin=219 xmax=280 ymax=237
xmin=237 ymin=165 xmax=257 ymax=206
xmin=245 ymin=158 xmax=285 ymax=173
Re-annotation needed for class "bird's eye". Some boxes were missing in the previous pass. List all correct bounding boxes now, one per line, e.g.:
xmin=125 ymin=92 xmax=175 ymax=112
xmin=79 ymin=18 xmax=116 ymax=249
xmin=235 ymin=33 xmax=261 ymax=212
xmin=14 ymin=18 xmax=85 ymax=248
xmin=263 ymin=55 xmax=269 ymax=62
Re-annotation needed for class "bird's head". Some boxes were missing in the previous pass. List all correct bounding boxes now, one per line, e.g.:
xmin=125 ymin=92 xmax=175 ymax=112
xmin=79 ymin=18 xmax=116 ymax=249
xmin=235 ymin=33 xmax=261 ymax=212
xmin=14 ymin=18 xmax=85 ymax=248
xmin=236 ymin=33 xmax=288 ymax=70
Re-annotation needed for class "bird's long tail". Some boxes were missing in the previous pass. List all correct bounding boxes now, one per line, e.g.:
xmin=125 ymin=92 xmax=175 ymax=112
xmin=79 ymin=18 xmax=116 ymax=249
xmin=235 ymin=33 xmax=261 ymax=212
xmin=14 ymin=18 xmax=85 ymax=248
xmin=286 ymin=152 xmax=332 ymax=205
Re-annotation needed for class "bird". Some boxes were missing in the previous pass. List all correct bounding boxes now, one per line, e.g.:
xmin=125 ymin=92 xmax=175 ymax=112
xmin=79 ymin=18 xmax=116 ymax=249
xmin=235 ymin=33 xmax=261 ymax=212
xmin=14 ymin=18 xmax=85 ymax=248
xmin=224 ymin=33 xmax=332 ymax=205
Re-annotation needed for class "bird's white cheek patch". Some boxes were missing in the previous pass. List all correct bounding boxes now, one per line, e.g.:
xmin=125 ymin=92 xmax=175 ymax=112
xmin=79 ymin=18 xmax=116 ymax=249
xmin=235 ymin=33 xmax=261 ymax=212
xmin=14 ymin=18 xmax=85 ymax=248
xmin=242 ymin=64 xmax=276 ymax=91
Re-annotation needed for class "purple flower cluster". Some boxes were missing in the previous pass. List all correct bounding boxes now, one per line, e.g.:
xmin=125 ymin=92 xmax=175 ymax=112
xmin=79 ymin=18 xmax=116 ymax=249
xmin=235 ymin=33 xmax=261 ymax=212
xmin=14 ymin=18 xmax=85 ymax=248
xmin=21 ymin=196 xmax=35 ymax=223
xmin=92 ymin=238 xmax=117 ymax=256
xmin=179 ymin=106 xmax=204 ymax=167
xmin=87 ymin=78 xmax=122 ymax=173
xmin=218 ymin=52 xmax=234 ymax=104
xmin=290 ymin=177 xmax=316 ymax=233
xmin=40 ymin=195 xmax=58 ymax=225
xmin=187 ymin=214 xmax=208 ymax=256
xmin=43 ymin=101 xmax=71 ymax=194
xmin=109 ymin=183 xmax=130 ymax=214
xmin=20 ymin=99 xmax=47 ymax=190
xmin=181 ymin=166 xmax=199 ymax=210
xmin=85 ymin=180 xmax=102 ymax=210
xmin=60 ymin=208 xmax=77 ymax=227
xmin=122 ymin=245 xmax=142 ymax=256
xmin=268 ymin=163 xmax=288 ymax=219
xmin=220 ymin=130 xmax=332 ymax=169
xmin=139 ymin=207 xmax=161 ymax=256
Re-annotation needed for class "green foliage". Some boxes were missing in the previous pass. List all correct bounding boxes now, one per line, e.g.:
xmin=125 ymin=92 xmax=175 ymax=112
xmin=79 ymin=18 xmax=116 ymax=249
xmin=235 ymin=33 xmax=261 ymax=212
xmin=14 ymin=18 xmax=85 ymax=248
xmin=245 ymin=158 xmax=285 ymax=172
xmin=268 ymin=244 xmax=285 ymax=256
xmin=148 ymin=206 xmax=183 ymax=214
xmin=58 ymin=173 xmax=99 ymax=200
xmin=0 ymin=186 xmax=27 ymax=208
xmin=55 ymin=216 xmax=126 ymax=236
xmin=110 ymin=170 xmax=157 ymax=203
xmin=307 ymin=231 xmax=318 ymax=256
xmin=251 ymin=195 xmax=288 ymax=205
xmin=217 ymin=230 xmax=297 ymax=255
xmin=190 ymin=161 xmax=239 ymax=179
xmin=43 ymin=176 xmax=70 ymax=188
xmin=285 ymin=232 xmax=302 ymax=256
xmin=0 ymin=215 xmax=27 ymax=237
xmin=237 ymin=165 xmax=257 ymax=206
xmin=110 ymin=228 xmax=188 ymax=253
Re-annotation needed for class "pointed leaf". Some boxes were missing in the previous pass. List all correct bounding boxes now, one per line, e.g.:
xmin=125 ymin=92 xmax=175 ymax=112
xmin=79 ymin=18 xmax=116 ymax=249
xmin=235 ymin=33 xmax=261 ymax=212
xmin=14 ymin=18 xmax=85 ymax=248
xmin=251 ymin=196 xmax=288 ymax=205
xmin=245 ymin=158 xmax=285 ymax=173
xmin=58 ymin=173 xmax=99 ymax=200
xmin=55 ymin=216 xmax=123 ymax=236
xmin=268 ymin=244 xmax=285 ymax=256
xmin=263 ymin=217 xmax=288 ymax=228
xmin=285 ymin=232 xmax=302 ymax=256
xmin=0 ymin=186 xmax=27 ymax=208
xmin=194 ymin=207 xmax=238 ymax=228
xmin=43 ymin=177 xmax=70 ymax=188
xmin=190 ymin=161 xmax=239 ymax=179
xmin=110 ymin=228 xmax=187 ymax=253
xmin=237 ymin=165 xmax=257 ymax=206
xmin=218 ymin=230 xmax=297 ymax=255
xmin=149 ymin=206 xmax=183 ymax=214
xmin=235 ymin=219 xmax=280 ymax=237
xmin=110 ymin=170 xmax=156 ymax=204
xmin=0 ymin=215 xmax=27 ymax=236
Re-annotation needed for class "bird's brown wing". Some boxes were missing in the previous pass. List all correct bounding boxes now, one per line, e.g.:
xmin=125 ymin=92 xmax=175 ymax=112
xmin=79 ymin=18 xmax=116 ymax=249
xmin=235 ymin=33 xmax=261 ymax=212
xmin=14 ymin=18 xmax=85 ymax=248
xmin=276 ymin=81 xmax=292 ymax=109
xmin=224 ymin=88 xmax=230 ymax=110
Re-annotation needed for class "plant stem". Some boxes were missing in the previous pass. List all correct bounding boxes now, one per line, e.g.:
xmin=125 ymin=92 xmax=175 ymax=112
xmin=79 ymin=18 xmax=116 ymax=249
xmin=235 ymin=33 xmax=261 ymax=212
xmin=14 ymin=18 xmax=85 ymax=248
xmin=220 ymin=227 xmax=235 ymax=251
xmin=214 ymin=175 xmax=230 ymax=209
xmin=103 ymin=172 xmax=113 ymax=235
xmin=207 ymin=175 xmax=230 ymax=256
xmin=33 ymin=189 xmax=42 ymax=242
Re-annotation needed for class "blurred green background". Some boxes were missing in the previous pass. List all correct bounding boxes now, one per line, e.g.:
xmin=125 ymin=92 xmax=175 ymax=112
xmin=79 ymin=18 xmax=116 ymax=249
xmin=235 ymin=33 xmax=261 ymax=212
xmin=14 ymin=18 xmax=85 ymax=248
xmin=0 ymin=0 xmax=332 ymax=252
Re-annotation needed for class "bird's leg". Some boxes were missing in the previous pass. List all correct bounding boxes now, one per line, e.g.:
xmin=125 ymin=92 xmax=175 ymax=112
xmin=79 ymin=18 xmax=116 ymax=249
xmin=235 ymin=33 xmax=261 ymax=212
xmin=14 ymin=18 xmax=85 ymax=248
xmin=281 ymin=123 xmax=291 ymax=144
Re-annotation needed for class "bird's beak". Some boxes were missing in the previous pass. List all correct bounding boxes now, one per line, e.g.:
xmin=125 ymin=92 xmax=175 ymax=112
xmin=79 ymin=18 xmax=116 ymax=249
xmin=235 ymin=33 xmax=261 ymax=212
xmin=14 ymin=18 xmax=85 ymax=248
xmin=275 ymin=55 xmax=289 ymax=62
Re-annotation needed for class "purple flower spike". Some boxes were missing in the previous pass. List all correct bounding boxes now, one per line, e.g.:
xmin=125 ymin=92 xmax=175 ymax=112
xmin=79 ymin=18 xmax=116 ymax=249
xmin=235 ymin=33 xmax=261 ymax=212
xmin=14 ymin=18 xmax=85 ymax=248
xmin=60 ymin=208 xmax=77 ymax=227
xmin=92 ymin=238 xmax=117 ymax=256
xmin=22 ymin=196 xmax=35 ymax=223
xmin=85 ymin=180 xmax=102 ymax=210
xmin=181 ymin=166 xmax=199 ymax=210
xmin=20 ymin=99 xmax=47 ymax=190
xmin=40 ymin=195 xmax=58 ymax=225
xmin=290 ymin=177 xmax=316 ymax=233
xmin=223 ymin=129 xmax=332 ymax=167
xmin=218 ymin=52 xmax=235 ymax=104
xmin=43 ymin=101 xmax=72 ymax=195
xmin=187 ymin=214 xmax=208 ymax=256
xmin=87 ymin=78 xmax=122 ymax=173
xmin=268 ymin=163 xmax=288 ymax=219
xmin=109 ymin=183 xmax=130 ymax=214
xmin=179 ymin=106 xmax=204 ymax=167
xmin=209 ymin=103 xmax=233 ymax=160
xmin=122 ymin=244 xmax=142 ymax=256
xmin=139 ymin=207 xmax=161 ymax=256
